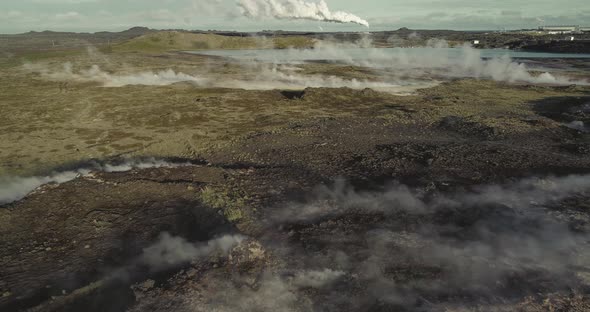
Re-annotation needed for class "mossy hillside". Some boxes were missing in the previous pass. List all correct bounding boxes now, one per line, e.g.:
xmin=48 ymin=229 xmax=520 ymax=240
xmin=112 ymin=31 xmax=315 ymax=53
xmin=198 ymin=186 xmax=248 ymax=222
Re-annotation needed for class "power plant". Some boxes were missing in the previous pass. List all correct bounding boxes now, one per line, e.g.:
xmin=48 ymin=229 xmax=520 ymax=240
xmin=538 ymin=25 xmax=590 ymax=34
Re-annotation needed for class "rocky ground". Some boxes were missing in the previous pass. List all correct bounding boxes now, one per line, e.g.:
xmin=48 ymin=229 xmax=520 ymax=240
xmin=1 ymin=82 xmax=590 ymax=311
xmin=1 ymin=32 xmax=590 ymax=311
xmin=3 ymin=27 xmax=589 ymax=53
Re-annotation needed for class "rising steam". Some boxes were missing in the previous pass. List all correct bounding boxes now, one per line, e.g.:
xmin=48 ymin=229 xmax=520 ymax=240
xmin=194 ymin=38 xmax=589 ymax=86
xmin=0 ymin=158 xmax=195 ymax=205
xmin=276 ymin=40 xmax=590 ymax=85
xmin=128 ymin=174 xmax=590 ymax=311
xmin=238 ymin=0 xmax=370 ymax=27
xmin=274 ymin=174 xmax=590 ymax=222
xmin=24 ymin=38 xmax=588 ymax=92
xmin=141 ymin=233 xmax=246 ymax=270
xmin=24 ymin=62 xmax=207 ymax=87
xmin=24 ymin=62 xmax=418 ymax=93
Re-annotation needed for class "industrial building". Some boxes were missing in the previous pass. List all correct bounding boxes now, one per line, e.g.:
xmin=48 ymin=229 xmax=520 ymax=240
xmin=538 ymin=25 xmax=590 ymax=34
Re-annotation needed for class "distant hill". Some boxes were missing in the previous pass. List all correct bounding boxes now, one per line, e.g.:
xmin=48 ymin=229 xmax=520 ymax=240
xmin=6 ymin=26 xmax=586 ymax=54
xmin=0 ymin=27 xmax=155 ymax=52
xmin=94 ymin=27 xmax=154 ymax=37
xmin=112 ymin=31 xmax=315 ymax=52
xmin=0 ymin=27 xmax=316 ymax=53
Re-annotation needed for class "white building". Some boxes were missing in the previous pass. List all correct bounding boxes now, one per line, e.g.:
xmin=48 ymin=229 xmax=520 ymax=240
xmin=539 ymin=25 xmax=579 ymax=34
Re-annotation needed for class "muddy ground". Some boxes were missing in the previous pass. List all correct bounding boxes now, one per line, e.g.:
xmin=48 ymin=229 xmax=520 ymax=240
xmin=1 ymin=35 xmax=590 ymax=311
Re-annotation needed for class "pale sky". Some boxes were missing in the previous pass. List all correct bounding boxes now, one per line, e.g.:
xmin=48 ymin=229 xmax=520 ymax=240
xmin=1 ymin=0 xmax=589 ymax=34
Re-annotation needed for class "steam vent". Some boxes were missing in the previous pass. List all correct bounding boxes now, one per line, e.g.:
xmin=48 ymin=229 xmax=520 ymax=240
xmin=2 ymin=0 xmax=590 ymax=311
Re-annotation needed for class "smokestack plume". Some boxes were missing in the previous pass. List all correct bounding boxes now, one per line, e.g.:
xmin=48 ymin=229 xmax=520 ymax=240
xmin=238 ymin=0 xmax=370 ymax=27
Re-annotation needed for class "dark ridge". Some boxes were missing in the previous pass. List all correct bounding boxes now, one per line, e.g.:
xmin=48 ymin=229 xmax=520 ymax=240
xmin=280 ymin=90 xmax=306 ymax=100
xmin=532 ymin=96 xmax=590 ymax=123
xmin=2 ymin=198 xmax=234 ymax=312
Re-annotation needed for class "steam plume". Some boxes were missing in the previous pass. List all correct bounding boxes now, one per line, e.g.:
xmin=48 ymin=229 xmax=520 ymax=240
xmin=123 ymin=173 xmax=590 ymax=311
xmin=128 ymin=174 xmax=590 ymax=311
xmin=25 ymin=38 xmax=589 ymax=92
xmin=274 ymin=174 xmax=590 ymax=222
xmin=0 ymin=158 xmax=195 ymax=205
xmin=196 ymin=39 xmax=589 ymax=86
xmin=49 ymin=63 xmax=206 ymax=87
xmin=292 ymin=269 xmax=345 ymax=288
xmin=0 ymin=171 xmax=84 ymax=206
xmin=25 ymin=62 xmax=421 ymax=93
xmin=287 ymin=41 xmax=590 ymax=85
xmin=238 ymin=0 xmax=370 ymax=27
xmin=141 ymin=233 xmax=246 ymax=270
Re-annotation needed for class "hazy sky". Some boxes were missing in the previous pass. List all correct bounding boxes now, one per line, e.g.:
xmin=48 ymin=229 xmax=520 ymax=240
xmin=1 ymin=0 xmax=589 ymax=34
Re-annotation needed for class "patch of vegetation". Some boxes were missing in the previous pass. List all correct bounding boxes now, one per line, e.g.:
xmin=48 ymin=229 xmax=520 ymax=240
xmin=273 ymin=36 xmax=315 ymax=49
xmin=0 ymin=58 xmax=19 ymax=69
xmin=198 ymin=186 xmax=247 ymax=222
xmin=0 ymin=49 xmax=84 ymax=68
xmin=192 ymin=41 xmax=210 ymax=50
xmin=111 ymin=31 xmax=315 ymax=53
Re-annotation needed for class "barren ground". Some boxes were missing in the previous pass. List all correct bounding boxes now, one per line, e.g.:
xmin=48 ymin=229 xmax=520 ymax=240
xmin=1 ymin=31 xmax=590 ymax=312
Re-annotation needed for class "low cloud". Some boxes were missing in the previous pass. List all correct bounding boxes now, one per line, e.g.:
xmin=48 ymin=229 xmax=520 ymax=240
xmin=54 ymin=11 xmax=83 ymax=21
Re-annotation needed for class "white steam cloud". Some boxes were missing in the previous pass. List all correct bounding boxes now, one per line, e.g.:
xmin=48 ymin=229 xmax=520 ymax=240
xmin=25 ymin=38 xmax=588 ymax=93
xmin=238 ymin=0 xmax=370 ymax=27
xmin=162 ymin=273 xmax=311 ymax=312
xmin=193 ymin=38 xmax=589 ymax=86
xmin=127 ymin=174 xmax=590 ymax=311
xmin=291 ymin=269 xmax=345 ymax=288
xmin=0 ymin=158 xmax=195 ymax=205
xmin=25 ymin=62 xmax=422 ymax=93
xmin=266 ymin=175 xmax=590 ymax=308
xmin=222 ymin=65 xmax=418 ymax=91
xmin=566 ymin=120 xmax=587 ymax=132
xmin=25 ymin=62 xmax=206 ymax=87
xmin=141 ymin=232 xmax=246 ymax=270
xmin=275 ymin=174 xmax=590 ymax=222
xmin=273 ymin=40 xmax=590 ymax=85
xmin=0 ymin=171 xmax=84 ymax=206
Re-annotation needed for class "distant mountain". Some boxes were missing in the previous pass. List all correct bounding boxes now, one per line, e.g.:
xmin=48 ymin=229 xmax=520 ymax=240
xmin=0 ymin=27 xmax=156 ymax=51
xmin=95 ymin=27 xmax=154 ymax=36
xmin=15 ymin=27 xmax=153 ymax=37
